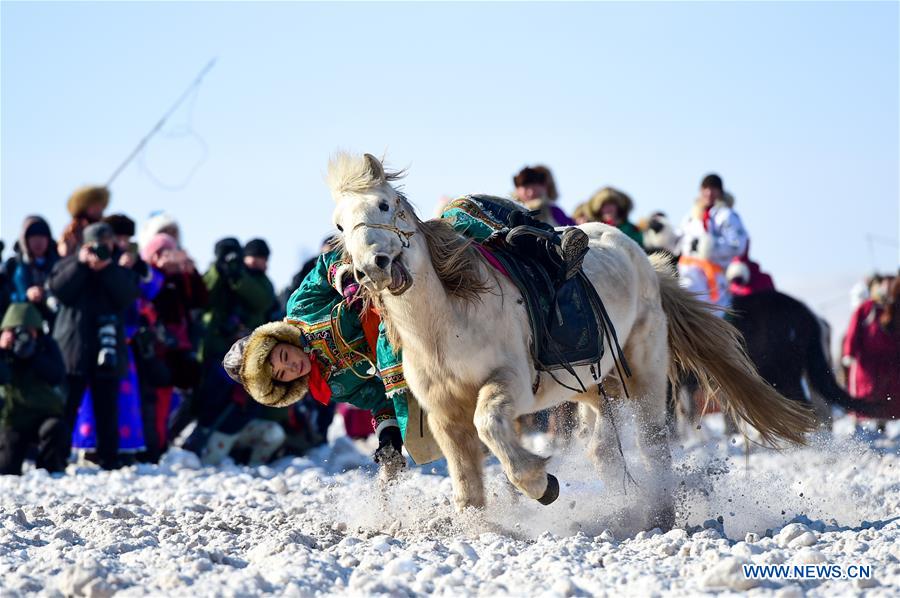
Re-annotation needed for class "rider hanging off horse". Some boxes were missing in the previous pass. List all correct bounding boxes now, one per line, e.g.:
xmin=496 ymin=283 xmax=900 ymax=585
xmin=222 ymin=152 xmax=818 ymax=529
xmin=220 ymin=167 xmax=591 ymax=479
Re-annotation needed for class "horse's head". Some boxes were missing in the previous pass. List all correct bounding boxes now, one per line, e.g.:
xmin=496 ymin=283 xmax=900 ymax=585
xmin=328 ymin=152 xmax=418 ymax=296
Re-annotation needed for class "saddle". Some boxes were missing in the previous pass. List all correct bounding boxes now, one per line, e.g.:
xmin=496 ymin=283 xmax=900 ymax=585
xmin=488 ymin=246 xmax=605 ymax=372
xmin=446 ymin=195 xmax=605 ymax=373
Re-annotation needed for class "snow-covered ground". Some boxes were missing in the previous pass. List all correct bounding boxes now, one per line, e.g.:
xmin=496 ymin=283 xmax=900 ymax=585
xmin=1 ymin=415 xmax=898 ymax=597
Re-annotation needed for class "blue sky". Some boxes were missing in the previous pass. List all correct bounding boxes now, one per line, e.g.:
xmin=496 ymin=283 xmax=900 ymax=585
xmin=2 ymin=2 xmax=898 ymax=338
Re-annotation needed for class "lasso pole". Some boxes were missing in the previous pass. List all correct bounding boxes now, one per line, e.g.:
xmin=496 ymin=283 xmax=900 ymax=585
xmin=105 ymin=58 xmax=217 ymax=187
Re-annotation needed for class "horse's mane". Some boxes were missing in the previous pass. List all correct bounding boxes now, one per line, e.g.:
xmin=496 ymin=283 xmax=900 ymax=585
xmin=376 ymin=210 xmax=492 ymax=350
xmin=328 ymin=152 xmax=492 ymax=349
xmin=412 ymin=211 xmax=491 ymax=302
xmin=326 ymin=152 xmax=406 ymax=199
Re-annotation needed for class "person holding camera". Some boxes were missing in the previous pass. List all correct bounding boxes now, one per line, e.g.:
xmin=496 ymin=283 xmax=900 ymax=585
xmin=48 ymin=222 xmax=140 ymax=470
xmin=0 ymin=303 xmax=69 ymax=475
xmin=139 ymin=232 xmax=207 ymax=460
xmin=180 ymin=238 xmax=276 ymax=454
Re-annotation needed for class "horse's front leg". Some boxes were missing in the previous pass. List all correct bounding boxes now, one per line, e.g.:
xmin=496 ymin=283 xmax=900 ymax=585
xmin=474 ymin=369 xmax=558 ymax=505
xmin=428 ymin=411 xmax=485 ymax=511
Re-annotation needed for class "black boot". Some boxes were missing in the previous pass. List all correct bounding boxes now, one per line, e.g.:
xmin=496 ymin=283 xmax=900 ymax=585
xmin=558 ymin=227 xmax=589 ymax=280
xmin=506 ymin=225 xmax=589 ymax=282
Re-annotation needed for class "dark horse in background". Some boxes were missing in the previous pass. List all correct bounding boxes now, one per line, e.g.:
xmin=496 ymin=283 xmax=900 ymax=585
xmin=669 ymin=290 xmax=884 ymax=435
xmin=730 ymin=291 xmax=847 ymax=421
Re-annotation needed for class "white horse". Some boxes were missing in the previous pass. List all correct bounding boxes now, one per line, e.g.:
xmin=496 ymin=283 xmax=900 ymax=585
xmin=329 ymin=153 xmax=815 ymax=527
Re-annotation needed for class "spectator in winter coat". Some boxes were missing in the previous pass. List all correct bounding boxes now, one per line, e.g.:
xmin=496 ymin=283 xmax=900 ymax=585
xmin=48 ymin=222 xmax=140 ymax=469
xmin=143 ymin=233 xmax=206 ymax=389
xmin=199 ymin=238 xmax=275 ymax=362
xmin=512 ymin=166 xmax=575 ymax=227
xmin=138 ymin=232 xmax=207 ymax=461
xmin=582 ymin=187 xmax=644 ymax=247
xmin=187 ymin=238 xmax=278 ymax=458
xmin=4 ymin=216 xmax=59 ymax=327
xmin=137 ymin=211 xmax=181 ymax=255
xmin=676 ymin=174 xmax=749 ymax=309
xmin=842 ymin=275 xmax=900 ymax=422
xmin=0 ymin=241 xmax=10 ymax=320
xmin=58 ymin=186 xmax=110 ymax=258
xmin=0 ymin=303 xmax=69 ymax=474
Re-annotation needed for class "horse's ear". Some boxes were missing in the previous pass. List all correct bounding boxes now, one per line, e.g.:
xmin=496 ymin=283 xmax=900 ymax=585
xmin=364 ymin=153 xmax=386 ymax=183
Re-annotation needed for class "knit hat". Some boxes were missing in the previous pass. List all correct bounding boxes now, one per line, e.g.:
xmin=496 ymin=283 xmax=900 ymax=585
xmin=103 ymin=214 xmax=136 ymax=237
xmin=141 ymin=233 xmax=178 ymax=262
xmin=232 ymin=321 xmax=310 ymax=407
xmin=1 ymin=303 xmax=43 ymax=331
xmin=82 ymin=222 xmax=114 ymax=245
xmin=244 ymin=238 xmax=271 ymax=259
xmin=67 ymin=186 xmax=110 ymax=218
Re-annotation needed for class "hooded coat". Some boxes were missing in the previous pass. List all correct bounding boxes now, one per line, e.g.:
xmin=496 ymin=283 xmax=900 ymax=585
xmin=4 ymin=216 xmax=59 ymax=323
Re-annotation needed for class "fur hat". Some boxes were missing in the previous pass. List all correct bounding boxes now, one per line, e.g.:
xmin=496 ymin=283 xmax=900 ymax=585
xmin=67 ymin=186 xmax=110 ymax=218
xmin=512 ymin=165 xmax=559 ymax=201
xmin=236 ymin=321 xmax=310 ymax=407
xmin=588 ymin=187 xmax=633 ymax=219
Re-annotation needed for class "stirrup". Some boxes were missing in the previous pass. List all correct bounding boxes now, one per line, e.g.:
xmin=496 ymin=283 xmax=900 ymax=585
xmin=559 ymin=227 xmax=589 ymax=280
xmin=505 ymin=225 xmax=555 ymax=246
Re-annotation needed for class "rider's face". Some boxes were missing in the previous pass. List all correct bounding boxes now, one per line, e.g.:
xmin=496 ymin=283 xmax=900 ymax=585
xmin=269 ymin=342 xmax=311 ymax=383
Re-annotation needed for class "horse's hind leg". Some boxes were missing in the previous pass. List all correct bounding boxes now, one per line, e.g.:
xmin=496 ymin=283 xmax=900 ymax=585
xmin=474 ymin=370 xmax=556 ymax=503
xmin=575 ymin=389 xmax=628 ymax=484
xmin=428 ymin=413 xmax=485 ymax=511
xmin=627 ymin=315 xmax=676 ymax=530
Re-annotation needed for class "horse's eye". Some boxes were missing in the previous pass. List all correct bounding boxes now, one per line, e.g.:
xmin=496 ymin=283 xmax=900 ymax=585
xmin=336 ymin=224 xmax=344 ymax=232
xmin=378 ymin=201 xmax=389 ymax=212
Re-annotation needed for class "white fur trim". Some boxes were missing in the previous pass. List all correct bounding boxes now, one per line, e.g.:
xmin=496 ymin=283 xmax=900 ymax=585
xmin=375 ymin=419 xmax=399 ymax=437
xmin=726 ymin=261 xmax=751 ymax=283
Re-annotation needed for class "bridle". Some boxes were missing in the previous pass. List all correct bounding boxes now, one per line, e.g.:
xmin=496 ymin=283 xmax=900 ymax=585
xmin=350 ymin=196 xmax=417 ymax=249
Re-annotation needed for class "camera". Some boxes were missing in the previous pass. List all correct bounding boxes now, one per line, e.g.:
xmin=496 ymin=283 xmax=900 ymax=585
xmin=96 ymin=315 xmax=119 ymax=370
xmin=10 ymin=326 xmax=37 ymax=360
xmin=88 ymin=242 xmax=111 ymax=261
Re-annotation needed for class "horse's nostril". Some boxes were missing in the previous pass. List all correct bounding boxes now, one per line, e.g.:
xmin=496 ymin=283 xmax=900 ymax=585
xmin=374 ymin=254 xmax=391 ymax=271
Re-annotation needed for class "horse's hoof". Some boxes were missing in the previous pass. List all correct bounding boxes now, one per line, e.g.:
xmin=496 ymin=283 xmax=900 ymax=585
xmin=538 ymin=474 xmax=560 ymax=505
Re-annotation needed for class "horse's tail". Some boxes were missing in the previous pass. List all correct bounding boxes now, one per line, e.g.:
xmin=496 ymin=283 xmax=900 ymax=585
xmin=803 ymin=310 xmax=887 ymax=418
xmin=649 ymin=253 xmax=816 ymax=446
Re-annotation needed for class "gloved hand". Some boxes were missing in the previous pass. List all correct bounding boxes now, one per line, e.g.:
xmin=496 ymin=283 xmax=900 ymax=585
xmin=374 ymin=425 xmax=406 ymax=480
